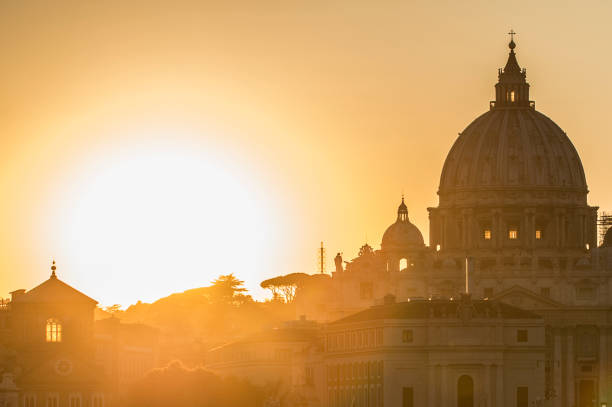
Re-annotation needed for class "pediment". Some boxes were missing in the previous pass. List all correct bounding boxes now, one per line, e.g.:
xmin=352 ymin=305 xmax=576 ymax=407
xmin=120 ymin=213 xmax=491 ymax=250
xmin=492 ymin=285 xmax=565 ymax=310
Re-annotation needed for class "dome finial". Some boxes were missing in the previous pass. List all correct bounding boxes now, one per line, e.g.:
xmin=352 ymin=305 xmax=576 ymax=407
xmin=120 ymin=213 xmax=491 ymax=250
xmin=508 ymin=28 xmax=517 ymax=50
xmin=50 ymin=259 xmax=57 ymax=279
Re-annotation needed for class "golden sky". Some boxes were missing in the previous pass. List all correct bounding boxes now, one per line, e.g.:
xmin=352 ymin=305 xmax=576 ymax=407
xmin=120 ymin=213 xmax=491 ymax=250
xmin=1 ymin=0 xmax=611 ymax=306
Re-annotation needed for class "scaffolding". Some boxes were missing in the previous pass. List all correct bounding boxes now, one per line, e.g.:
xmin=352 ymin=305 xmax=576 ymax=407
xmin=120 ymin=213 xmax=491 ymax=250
xmin=598 ymin=211 xmax=612 ymax=246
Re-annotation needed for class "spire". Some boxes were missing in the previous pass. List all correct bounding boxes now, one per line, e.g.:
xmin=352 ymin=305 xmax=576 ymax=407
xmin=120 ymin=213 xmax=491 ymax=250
xmin=492 ymin=30 xmax=533 ymax=109
xmin=50 ymin=260 xmax=57 ymax=279
xmin=397 ymin=196 xmax=408 ymax=222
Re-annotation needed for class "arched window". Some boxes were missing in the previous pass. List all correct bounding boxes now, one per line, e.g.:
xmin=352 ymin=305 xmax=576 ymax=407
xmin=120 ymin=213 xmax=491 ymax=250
xmin=457 ymin=375 xmax=474 ymax=407
xmin=510 ymin=90 xmax=516 ymax=102
xmin=46 ymin=319 xmax=62 ymax=343
xmin=399 ymin=258 xmax=408 ymax=271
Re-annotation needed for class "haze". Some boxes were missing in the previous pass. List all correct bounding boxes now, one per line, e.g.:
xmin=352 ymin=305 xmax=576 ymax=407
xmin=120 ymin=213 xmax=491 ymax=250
xmin=1 ymin=0 xmax=610 ymax=306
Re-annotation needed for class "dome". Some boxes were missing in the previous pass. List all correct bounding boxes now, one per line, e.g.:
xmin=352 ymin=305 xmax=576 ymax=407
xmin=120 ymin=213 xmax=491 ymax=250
xmin=438 ymin=41 xmax=587 ymax=206
xmin=381 ymin=198 xmax=425 ymax=251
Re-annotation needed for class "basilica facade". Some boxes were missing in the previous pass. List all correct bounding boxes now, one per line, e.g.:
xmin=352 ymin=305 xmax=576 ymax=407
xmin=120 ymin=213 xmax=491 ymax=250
xmin=290 ymin=38 xmax=612 ymax=407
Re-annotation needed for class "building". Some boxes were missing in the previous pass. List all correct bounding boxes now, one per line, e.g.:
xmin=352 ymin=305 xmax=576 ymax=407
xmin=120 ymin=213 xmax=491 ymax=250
xmin=325 ymin=294 xmax=545 ymax=407
xmin=3 ymin=262 xmax=107 ymax=407
xmin=289 ymin=37 xmax=612 ymax=407
xmin=206 ymin=317 xmax=323 ymax=406
xmin=0 ymin=262 xmax=160 ymax=407
xmin=94 ymin=317 xmax=159 ymax=399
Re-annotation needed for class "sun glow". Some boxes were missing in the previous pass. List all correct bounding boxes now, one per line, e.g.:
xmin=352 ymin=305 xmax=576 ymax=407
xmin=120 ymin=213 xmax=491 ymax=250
xmin=50 ymin=140 xmax=277 ymax=306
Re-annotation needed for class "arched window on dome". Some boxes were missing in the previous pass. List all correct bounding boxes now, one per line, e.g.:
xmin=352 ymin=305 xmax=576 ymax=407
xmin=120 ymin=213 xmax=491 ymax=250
xmin=399 ymin=258 xmax=408 ymax=271
xmin=46 ymin=318 xmax=62 ymax=343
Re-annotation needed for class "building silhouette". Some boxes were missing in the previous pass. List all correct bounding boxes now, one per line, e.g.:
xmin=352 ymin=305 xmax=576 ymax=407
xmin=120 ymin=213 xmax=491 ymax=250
xmin=208 ymin=38 xmax=612 ymax=407
xmin=0 ymin=263 xmax=159 ymax=407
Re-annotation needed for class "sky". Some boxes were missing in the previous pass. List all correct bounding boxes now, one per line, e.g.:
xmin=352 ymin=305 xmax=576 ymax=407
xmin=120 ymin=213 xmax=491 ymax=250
xmin=1 ymin=0 xmax=611 ymax=306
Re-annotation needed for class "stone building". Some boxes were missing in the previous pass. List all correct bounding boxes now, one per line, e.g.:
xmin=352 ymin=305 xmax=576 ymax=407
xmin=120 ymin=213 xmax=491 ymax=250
xmin=324 ymin=294 xmax=545 ymax=407
xmin=2 ymin=262 xmax=107 ymax=407
xmin=0 ymin=262 xmax=160 ymax=407
xmin=206 ymin=317 xmax=324 ymax=406
xmin=291 ymin=37 xmax=612 ymax=407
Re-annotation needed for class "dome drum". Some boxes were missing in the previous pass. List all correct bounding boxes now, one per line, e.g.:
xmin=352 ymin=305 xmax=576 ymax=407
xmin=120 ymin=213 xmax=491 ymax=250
xmin=430 ymin=39 xmax=597 ymax=260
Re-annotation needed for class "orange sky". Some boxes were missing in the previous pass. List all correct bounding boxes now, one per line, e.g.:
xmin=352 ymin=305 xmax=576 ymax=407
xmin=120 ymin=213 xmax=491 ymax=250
xmin=1 ymin=0 xmax=611 ymax=306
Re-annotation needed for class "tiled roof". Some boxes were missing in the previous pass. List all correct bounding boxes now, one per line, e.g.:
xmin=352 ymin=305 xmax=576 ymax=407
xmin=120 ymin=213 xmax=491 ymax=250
xmin=330 ymin=298 xmax=540 ymax=325
xmin=12 ymin=277 xmax=97 ymax=305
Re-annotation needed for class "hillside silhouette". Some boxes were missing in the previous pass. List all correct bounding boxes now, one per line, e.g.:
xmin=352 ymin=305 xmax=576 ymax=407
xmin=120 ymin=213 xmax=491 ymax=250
xmin=105 ymin=274 xmax=295 ymax=365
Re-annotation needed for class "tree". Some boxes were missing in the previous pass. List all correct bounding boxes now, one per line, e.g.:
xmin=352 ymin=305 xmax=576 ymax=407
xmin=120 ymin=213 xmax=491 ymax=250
xmin=208 ymin=274 xmax=251 ymax=305
xmin=126 ymin=360 xmax=267 ymax=407
xmin=103 ymin=304 xmax=122 ymax=315
xmin=260 ymin=273 xmax=308 ymax=303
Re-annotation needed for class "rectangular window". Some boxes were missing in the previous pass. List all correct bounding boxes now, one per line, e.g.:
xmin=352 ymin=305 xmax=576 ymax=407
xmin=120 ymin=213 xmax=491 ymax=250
xmin=516 ymin=386 xmax=528 ymax=407
xmin=46 ymin=394 xmax=59 ymax=407
xmin=576 ymin=287 xmax=595 ymax=300
xmin=360 ymin=282 xmax=374 ymax=300
xmin=402 ymin=387 xmax=414 ymax=407
xmin=484 ymin=288 xmax=494 ymax=298
xmin=402 ymin=329 xmax=413 ymax=343
xmin=483 ymin=229 xmax=492 ymax=240
xmin=509 ymin=229 xmax=518 ymax=239
xmin=540 ymin=287 xmax=550 ymax=298
xmin=69 ymin=395 xmax=82 ymax=407
xmin=535 ymin=230 xmax=542 ymax=240
xmin=25 ymin=395 xmax=36 ymax=407
xmin=517 ymin=329 xmax=528 ymax=343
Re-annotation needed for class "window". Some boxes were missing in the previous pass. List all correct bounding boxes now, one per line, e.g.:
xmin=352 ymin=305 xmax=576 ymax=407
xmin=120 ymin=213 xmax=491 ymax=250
xmin=69 ymin=394 xmax=82 ymax=407
xmin=46 ymin=394 xmax=59 ymax=407
xmin=92 ymin=394 xmax=105 ymax=407
xmin=483 ymin=288 xmax=494 ymax=299
xmin=535 ymin=230 xmax=542 ymax=240
xmin=483 ymin=229 xmax=492 ymax=240
xmin=510 ymin=90 xmax=516 ymax=102
xmin=402 ymin=329 xmax=413 ymax=343
xmin=576 ymin=287 xmax=595 ymax=300
xmin=508 ymin=229 xmax=518 ymax=240
xmin=46 ymin=319 xmax=62 ymax=342
xmin=360 ymin=282 xmax=374 ymax=300
xmin=399 ymin=258 xmax=408 ymax=270
xmin=24 ymin=394 xmax=36 ymax=407
xmin=540 ymin=287 xmax=550 ymax=298
xmin=517 ymin=329 xmax=528 ymax=343
xmin=402 ymin=387 xmax=414 ymax=407
xmin=516 ymin=386 xmax=528 ymax=407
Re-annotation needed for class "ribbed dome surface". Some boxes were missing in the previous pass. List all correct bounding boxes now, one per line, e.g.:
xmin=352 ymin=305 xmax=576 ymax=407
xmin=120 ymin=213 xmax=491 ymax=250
xmin=439 ymin=108 xmax=587 ymax=195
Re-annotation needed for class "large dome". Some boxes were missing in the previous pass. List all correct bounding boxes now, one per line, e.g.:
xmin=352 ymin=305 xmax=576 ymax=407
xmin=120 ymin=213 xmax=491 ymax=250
xmin=438 ymin=41 xmax=587 ymax=206
xmin=381 ymin=198 xmax=424 ymax=251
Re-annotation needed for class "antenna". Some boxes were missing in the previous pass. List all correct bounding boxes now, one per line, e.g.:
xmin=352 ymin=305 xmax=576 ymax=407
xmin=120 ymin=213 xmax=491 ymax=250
xmin=319 ymin=241 xmax=326 ymax=274
xmin=465 ymin=257 xmax=469 ymax=294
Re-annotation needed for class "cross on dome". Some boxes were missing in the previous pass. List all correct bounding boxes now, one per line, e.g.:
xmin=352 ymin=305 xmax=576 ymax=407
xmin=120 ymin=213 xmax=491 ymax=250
xmin=508 ymin=29 xmax=516 ymax=41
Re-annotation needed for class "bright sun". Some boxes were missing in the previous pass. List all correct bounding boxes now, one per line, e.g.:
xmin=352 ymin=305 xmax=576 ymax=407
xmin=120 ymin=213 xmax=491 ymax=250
xmin=51 ymin=141 xmax=276 ymax=306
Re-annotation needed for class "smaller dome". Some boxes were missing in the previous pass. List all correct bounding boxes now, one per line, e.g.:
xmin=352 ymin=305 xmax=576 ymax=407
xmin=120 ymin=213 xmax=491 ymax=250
xmin=603 ymin=228 xmax=612 ymax=248
xmin=381 ymin=198 xmax=425 ymax=252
